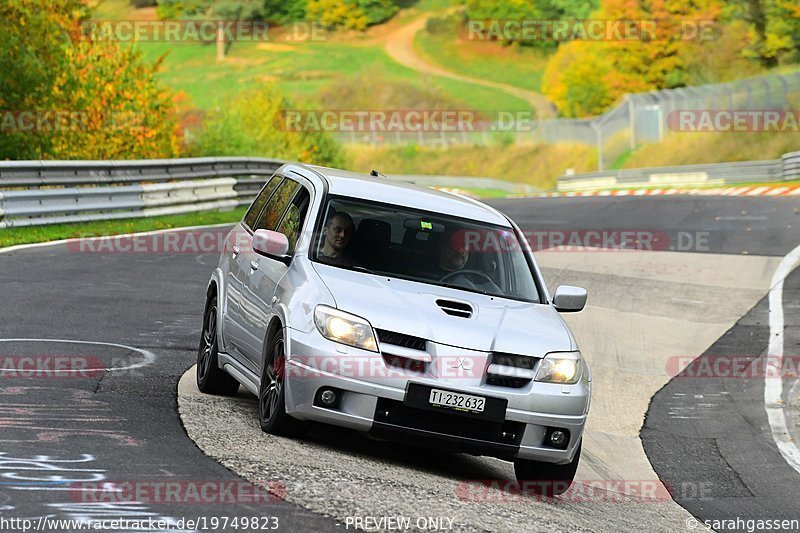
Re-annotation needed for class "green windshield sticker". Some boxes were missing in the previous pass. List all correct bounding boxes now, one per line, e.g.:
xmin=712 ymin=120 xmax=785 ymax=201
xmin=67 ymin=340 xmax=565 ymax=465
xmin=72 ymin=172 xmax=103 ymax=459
xmin=420 ymin=221 xmax=432 ymax=230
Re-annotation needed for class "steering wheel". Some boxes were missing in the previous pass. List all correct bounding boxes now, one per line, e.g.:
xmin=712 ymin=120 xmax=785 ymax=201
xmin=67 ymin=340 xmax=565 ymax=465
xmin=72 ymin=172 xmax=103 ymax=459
xmin=439 ymin=269 xmax=496 ymax=286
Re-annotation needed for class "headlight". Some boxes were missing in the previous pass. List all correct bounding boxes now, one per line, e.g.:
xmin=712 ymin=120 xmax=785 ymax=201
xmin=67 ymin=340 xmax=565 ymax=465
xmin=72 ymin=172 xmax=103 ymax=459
xmin=535 ymin=351 xmax=582 ymax=384
xmin=314 ymin=305 xmax=378 ymax=352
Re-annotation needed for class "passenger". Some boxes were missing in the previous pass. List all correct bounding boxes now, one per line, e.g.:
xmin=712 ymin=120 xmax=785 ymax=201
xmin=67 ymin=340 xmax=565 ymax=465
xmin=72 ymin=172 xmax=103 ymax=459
xmin=318 ymin=211 xmax=355 ymax=266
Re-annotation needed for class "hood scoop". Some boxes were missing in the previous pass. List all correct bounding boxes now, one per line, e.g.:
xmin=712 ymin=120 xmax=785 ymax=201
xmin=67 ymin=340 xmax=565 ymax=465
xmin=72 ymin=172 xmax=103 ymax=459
xmin=436 ymin=299 xmax=474 ymax=319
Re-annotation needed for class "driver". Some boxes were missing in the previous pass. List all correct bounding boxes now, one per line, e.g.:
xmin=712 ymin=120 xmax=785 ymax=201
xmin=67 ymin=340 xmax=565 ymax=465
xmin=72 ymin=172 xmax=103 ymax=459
xmin=318 ymin=211 xmax=355 ymax=266
xmin=429 ymin=228 xmax=502 ymax=294
xmin=437 ymin=228 xmax=469 ymax=274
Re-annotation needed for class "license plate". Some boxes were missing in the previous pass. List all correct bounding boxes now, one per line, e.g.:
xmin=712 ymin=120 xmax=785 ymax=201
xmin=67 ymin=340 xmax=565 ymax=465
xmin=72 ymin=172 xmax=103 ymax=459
xmin=428 ymin=388 xmax=486 ymax=413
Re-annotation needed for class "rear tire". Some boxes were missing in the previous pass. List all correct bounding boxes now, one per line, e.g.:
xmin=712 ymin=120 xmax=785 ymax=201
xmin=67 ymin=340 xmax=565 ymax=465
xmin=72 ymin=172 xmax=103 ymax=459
xmin=196 ymin=295 xmax=240 ymax=396
xmin=514 ymin=442 xmax=581 ymax=496
xmin=258 ymin=328 xmax=307 ymax=437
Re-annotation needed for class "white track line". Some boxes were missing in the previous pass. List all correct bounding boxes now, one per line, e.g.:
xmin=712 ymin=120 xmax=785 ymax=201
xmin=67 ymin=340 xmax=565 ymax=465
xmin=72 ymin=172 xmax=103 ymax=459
xmin=765 ymin=243 xmax=800 ymax=474
xmin=0 ymin=339 xmax=156 ymax=372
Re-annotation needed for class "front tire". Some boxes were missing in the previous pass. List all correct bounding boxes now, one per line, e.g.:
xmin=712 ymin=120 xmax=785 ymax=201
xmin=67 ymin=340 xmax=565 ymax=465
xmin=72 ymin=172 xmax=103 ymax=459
xmin=258 ymin=328 xmax=307 ymax=437
xmin=196 ymin=295 xmax=240 ymax=396
xmin=514 ymin=442 xmax=581 ymax=496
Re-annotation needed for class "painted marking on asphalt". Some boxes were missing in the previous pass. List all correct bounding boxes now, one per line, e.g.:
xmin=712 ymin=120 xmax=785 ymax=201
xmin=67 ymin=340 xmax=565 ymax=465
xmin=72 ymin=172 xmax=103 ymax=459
xmin=717 ymin=216 xmax=768 ymax=221
xmin=0 ymin=339 xmax=155 ymax=373
xmin=767 ymin=187 xmax=790 ymax=196
xmin=765 ymin=242 xmax=800 ymax=474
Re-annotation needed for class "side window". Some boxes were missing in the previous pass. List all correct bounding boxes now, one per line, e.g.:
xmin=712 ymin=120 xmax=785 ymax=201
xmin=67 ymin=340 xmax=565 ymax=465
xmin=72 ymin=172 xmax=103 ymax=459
xmin=243 ymin=175 xmax=281 ymax=229
xmin=253 ymin=179 xmax=300 ymax=232
xmin=277 ymin=187 xmax=311 ymax=254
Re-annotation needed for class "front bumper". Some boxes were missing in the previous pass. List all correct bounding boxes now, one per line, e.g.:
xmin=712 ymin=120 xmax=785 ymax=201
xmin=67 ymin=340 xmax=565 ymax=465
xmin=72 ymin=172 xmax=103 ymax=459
xmin=284 ymin=328 xmax=589 ymax=464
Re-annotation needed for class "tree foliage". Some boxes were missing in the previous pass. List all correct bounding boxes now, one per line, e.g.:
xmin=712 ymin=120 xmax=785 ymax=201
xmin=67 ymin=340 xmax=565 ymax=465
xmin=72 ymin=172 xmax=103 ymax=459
xmin=189 ymin=85 xmax=344 ymax=166
xmin=542 ymin=0 xmax=726 ymax=117
xmin=157 ymin=0 xmax=397 ymax=27
xmin=461 ymin=0 xmax=601 ymax=48
xmin=306 ymin=0 xmax=398 ymax=30
xmin=0 ymin=0 xmax=179 ymax=159
xmin=726 ymin=0 xmax=800 ymax=65
xmin=261 ymin=0 xmax=307 ymax=24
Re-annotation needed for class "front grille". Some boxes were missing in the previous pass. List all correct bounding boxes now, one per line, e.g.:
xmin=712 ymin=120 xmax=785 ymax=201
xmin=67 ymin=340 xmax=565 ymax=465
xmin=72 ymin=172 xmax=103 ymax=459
xmin=492 ymin=353 xmax=537 ymax=369
xmin=486 ymin=353 xmax=538 ymax=388
xmin=382 ymin=354 xmax=426 ymax=373
xmin=374 ymin=398 xmax=523 ymax=444
xmin=486 ymin=376 xmax=530 ymax=388
xmin=375 ymin=329 xmax=427 ymax=351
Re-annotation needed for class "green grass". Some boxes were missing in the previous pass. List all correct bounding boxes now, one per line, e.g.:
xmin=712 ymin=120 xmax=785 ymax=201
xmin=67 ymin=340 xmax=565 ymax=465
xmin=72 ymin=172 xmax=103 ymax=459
xmin=90 ymin=0 xmax=133 ymax=20
xmin=414 ymin=28 xmax=548 ymax=93
xmin=0 ymin=208 xmax=246 ymax=248
xmin=134 ymin=38 xmax=531 ymax=112
xmin=610 ymin=149 xmax=635 ymax=169
xmin=348 ymin=142 xmax=597 ymax=190
xmin=454 ymin=187 xmax=516 ymax=198
xmin=90 ymin=0 xmax=530 ymax=113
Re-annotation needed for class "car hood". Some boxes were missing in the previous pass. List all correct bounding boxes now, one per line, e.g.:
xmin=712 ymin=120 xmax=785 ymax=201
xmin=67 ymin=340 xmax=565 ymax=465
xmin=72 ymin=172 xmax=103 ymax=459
xmin=312 ymin=263 xmax=574 ymax=356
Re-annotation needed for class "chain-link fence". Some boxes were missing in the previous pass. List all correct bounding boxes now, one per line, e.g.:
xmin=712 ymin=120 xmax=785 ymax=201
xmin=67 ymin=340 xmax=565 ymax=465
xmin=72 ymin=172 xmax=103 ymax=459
xmin=338 ymin=72 xmax=800 ymax=171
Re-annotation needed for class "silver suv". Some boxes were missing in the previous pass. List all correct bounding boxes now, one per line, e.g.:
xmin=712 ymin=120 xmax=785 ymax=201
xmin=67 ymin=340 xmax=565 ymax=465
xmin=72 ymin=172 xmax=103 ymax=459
xmin=197 ymin=164 xmax=590 ymax=492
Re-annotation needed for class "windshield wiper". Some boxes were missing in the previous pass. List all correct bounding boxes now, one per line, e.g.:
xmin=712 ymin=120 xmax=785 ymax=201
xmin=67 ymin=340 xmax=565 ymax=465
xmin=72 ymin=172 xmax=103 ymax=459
xmin=350 ymin=265 xmax=380 ymax=276
xmin=436 ymin=281 xmax=493 ymax=296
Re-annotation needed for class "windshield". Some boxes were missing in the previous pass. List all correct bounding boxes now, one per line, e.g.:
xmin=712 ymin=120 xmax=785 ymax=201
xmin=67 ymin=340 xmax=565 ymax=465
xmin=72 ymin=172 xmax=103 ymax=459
xmin=310 ymin=196 xmax=541 ymax=303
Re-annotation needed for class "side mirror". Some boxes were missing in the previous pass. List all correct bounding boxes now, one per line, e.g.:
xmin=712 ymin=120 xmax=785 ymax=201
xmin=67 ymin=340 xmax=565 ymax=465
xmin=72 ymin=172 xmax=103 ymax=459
xmin=553 ymin=285 xmax=587 ymax=313
xmin=252 ymin=229 xmax=291 ymax=265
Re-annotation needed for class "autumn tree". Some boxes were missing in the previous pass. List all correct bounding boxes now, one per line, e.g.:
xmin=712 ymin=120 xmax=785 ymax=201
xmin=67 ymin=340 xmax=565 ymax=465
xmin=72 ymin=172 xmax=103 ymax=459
xmin=306 ymin=0 xmax=398 ymax=31
xmin=727 ymin=0 xmax=800 ymax=66
xmin=189 ymin=85 xmax=344 ymax=167
xmin=461 ymin=0 xmax=600 ymax=48
xmin=0 ymin=0 xmax=180 ymax=159
xmin=542 ymin=0 xmax=724 ymax=117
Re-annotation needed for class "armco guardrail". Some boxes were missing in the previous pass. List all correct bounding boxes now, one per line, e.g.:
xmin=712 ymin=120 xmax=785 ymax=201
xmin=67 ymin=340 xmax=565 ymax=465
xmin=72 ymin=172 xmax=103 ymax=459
xmin=0 ymin=157 xmax=536 ymax=229
xmin=0 ymin=157 xmax=285 ymax=228
xmin=557 ymin=150 xmax=800 ymax=192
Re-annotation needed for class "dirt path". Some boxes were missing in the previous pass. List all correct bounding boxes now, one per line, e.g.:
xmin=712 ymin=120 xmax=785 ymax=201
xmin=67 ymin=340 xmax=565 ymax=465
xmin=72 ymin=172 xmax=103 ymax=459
xmin=383 ymin=14 xmax=557 ymax=119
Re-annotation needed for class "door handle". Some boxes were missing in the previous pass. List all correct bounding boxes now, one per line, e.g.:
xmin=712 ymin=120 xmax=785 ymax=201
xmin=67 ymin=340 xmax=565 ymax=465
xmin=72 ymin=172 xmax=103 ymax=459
xmin=232 ymin=245 xmax=240 ymax=257
xmin=250 ymin=260 xmax=259 ymax=272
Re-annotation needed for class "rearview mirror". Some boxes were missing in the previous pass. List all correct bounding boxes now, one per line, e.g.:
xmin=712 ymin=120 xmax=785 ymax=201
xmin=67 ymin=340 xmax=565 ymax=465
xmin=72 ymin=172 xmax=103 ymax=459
xmin=553 ymin=285 xmax=587 ymax=313
xmin=252 ymin=229 xmax=290 ymax=265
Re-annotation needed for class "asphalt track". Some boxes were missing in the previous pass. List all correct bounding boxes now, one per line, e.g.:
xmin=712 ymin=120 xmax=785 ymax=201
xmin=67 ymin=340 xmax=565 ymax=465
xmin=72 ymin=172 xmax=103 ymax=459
xmin=642 ymin=263 xmax=800 ymax=531
xmin=0 ymin=195 xmax=798 ymax=532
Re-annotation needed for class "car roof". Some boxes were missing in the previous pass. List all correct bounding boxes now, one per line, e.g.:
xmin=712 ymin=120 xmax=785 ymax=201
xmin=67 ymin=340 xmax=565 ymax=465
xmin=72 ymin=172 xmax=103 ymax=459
xmin=303 ymin=165 xmax=511 ymax=227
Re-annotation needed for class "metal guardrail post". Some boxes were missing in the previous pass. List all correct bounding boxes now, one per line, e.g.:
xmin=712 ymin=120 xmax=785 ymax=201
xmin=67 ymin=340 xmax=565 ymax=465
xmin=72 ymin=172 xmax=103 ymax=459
xmin=591 ymin=122 xmax=604 ymax=171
